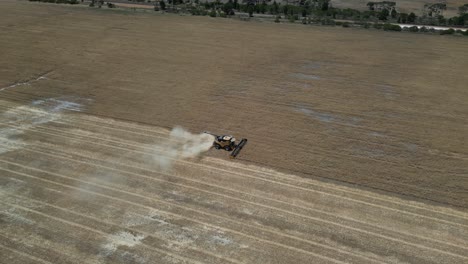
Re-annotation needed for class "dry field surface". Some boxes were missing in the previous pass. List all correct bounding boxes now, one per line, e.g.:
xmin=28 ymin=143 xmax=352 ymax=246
xmin=1 ymin=1 xmax=468 ymax=263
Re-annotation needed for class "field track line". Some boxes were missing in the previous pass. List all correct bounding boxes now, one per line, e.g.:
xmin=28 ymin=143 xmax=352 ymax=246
xmin=0 ymin=191 xmax=243 ymax=264
xmin=2 ymin=123 xmax=467 ymax=225
xmin=0 ymin=168 xmax=349 ymax=264
xmin=0 ymin=200 xmax=203 ymax=264
xmin=2 ymin=164 xmax=467 ymax=261
xmin=2 ymin=94 xmax=467 ymax=161
xmin=1 ymin=130 xmax=466 ymax=228
xmin=0 ymin=244 xmax=53 ymax=264
xmin=3 ymin=154 xmax=467 ymax=255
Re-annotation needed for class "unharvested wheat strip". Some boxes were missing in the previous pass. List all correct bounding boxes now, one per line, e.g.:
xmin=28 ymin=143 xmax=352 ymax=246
xmin=239 ymin=132 xmax=468 ymax=173
xmin=0 ymin=200 xmax=202 ymax=264
xmin=1 ymin=128 xmax=466 ymax=229
xmin=229 ymin=94 xmax=468 ymax=133
xmin=235 ymin=102 xmax=468 ymax=159
xmin=4 ymin=144 xmax=467 ymax=254
xmin=1 ymin=191 xmax=243 ymax=264
xmin=0 ymin=167 xmax=348 ymax=264
xmin=0 ymin=244 xmax=53 ymax=264
xmin=2 ymin=164 xmax=466 ymax=262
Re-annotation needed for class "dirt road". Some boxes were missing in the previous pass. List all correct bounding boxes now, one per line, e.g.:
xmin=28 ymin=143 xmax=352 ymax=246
xmin=1 ymin=1 xmax=468 ymax=263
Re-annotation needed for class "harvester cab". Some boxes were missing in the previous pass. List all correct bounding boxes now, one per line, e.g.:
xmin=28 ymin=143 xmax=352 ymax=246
xmin=204 ymin=132 xmax=248 ymax=159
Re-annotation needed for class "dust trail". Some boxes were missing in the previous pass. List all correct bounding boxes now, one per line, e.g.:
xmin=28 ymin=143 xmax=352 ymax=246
xmin=152 ymin=127 xmax=215 ymax=171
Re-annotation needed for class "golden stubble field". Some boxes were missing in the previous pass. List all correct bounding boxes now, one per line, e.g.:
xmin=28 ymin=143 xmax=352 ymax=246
xmin=1 ymin=1 xmax=468 ymax=263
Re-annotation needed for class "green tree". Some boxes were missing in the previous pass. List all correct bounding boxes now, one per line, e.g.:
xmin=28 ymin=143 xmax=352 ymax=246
xmin=459 ymin=4 xmax=468 ymax=15
xmin=209 ymin=9 xmax=216 ymax=17
xmin=260 ymin=2 xmax=267 ymax=14
xmin=378 ymin=8 xmax=389 ymax=20
xmin=272 ymin=1 xmax=279 ymax=15
xmin=408 ymin=12 xmax=416 ymax=23
xmin=321 ymin=0 xmax=329 ymax=11
xmin=399 ymin=13 xmax=408 ymax=23
xmin=160 ymin=0 xmax=166 ymax=10
xmin=391 ymin=8 xmax=397 ymax=18
xmin=248 ymin=5 xmax=254 ymax=17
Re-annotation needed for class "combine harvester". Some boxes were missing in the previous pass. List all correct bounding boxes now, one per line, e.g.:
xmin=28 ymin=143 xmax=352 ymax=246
xmin=204 ymin=131 xmax=248 ymax=159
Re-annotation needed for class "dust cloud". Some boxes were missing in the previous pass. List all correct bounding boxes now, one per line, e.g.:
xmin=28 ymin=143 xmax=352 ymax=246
xmin=152 ymin=126 xmax=215 ymax=170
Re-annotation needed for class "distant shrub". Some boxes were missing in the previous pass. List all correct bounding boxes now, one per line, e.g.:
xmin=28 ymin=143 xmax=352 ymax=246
xmin=440 ymin=28 xmax=455 ymax=35
xmin=320 ymin=18 xmax=335 ymax=25
xmin=363 ymin=22 xmax=371 ymax=28
xmin=408 ymin=26 xmax=419 ymax=32
xmin=219 ymin=11 xmax=227 ymax=18
xmin=209 ymin=9 xmax=216 ymax=17
xmin=419 ymin=26 xmax=429 ymax=32
xmin=342 ymin=22 xmax=350 ymax=27
xmin=373 ymin=23 xmax=383 ymax=29
xmin=383 ymin=24 xmax=402 ymax=31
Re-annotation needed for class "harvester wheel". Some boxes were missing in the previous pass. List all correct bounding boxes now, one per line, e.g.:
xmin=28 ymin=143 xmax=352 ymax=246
xmin=224 ymin=146 xmax=231 ymax=151
xmin=214 ymin=144 xmax=221 ymax=150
